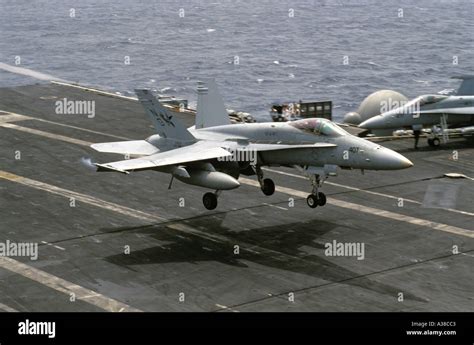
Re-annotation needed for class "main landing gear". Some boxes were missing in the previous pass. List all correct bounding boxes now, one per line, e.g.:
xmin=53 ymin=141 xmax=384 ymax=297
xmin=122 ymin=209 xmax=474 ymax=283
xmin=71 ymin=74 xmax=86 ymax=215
xmin=255 ymin=165 xmax=275 ymax=196
xmin=306 ymin=174 xmax=327 ymax=208
xmin=203 ymin=191 xmax=220 ymax=210
xmin=201 ymin=165 xmax=330 ymax=210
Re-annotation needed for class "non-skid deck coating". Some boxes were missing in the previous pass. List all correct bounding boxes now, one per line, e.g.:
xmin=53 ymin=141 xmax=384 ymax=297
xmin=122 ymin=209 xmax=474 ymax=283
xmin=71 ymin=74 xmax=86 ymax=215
xmin=0 ymin=83 xmax=473 ymax=312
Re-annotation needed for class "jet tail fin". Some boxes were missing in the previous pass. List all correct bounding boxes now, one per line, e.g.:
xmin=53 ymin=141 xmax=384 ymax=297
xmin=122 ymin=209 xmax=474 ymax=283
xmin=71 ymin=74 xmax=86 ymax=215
xmin=135 ymin=89 xmax=195 ymax=141
xmin=195 ymin=79 xmax=231 ymax=129
xmin=453 ymin=75 xmax=474 ymax=96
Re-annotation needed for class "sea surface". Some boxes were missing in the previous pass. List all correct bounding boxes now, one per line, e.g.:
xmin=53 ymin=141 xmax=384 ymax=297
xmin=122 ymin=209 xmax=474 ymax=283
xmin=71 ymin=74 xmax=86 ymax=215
xmin=1 ymin=0 xmax=473 ymax=121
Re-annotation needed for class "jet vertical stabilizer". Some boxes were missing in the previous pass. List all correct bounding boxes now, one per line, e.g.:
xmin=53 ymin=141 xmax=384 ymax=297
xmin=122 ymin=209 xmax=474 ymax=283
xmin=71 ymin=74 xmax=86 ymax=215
xmin=196 ymin=79 xmax=231 ymax=129
xmin=135 ymin=89 xmax=195 ymax=141
xmin=454 ymin=75 xmax=474 ymax=96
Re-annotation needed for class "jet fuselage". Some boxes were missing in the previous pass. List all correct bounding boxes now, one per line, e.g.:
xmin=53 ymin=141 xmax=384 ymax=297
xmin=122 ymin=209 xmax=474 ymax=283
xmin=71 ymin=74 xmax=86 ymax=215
xmin=190 ymin=119 xmax=412 ymax=170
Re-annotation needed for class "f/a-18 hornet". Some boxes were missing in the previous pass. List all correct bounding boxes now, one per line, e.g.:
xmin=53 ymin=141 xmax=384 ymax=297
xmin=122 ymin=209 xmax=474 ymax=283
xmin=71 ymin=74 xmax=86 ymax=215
xmin=91 ymin=81 xmax=413 ymax=210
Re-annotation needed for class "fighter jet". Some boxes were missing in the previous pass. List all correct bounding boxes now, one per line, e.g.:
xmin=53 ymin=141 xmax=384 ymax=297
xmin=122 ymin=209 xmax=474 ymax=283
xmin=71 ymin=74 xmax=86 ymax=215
xmin=359 ymin=76 xmax=474 ymax=148
xmin=91 ymin=81 xmax=413 ymax=210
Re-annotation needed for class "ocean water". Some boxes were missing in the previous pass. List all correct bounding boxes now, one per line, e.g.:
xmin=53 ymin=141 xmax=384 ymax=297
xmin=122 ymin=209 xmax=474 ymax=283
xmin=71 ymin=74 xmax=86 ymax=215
xmin=0 ymin=0 xmax=473 ymax=121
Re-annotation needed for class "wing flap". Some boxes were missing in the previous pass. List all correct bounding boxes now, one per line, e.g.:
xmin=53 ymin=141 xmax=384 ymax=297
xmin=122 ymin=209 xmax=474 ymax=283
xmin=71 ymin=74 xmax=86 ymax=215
xmin=90 ymin=140 xmax=159 ymax=155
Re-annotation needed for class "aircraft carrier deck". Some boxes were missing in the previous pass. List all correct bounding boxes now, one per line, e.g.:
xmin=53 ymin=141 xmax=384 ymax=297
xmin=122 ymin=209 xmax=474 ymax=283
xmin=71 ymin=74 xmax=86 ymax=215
xmin=0 ymin=82 xmax=473 ymax=312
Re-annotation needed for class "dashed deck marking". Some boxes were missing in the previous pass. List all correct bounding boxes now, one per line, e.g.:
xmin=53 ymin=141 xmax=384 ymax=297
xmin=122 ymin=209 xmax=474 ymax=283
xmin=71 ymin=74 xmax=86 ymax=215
xmin=41 ymin=241 xmax=66 ymax=251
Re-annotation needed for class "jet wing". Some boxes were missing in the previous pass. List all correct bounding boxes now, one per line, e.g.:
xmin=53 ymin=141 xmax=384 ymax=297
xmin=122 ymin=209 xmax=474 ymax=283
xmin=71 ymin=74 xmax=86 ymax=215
xmin=94 ymin=141 xmax=232 ymax=174
xmin=91 ymin=140 xmax=159 ymax=155
xmin=418 ymin=107 xmax=474 ymax=115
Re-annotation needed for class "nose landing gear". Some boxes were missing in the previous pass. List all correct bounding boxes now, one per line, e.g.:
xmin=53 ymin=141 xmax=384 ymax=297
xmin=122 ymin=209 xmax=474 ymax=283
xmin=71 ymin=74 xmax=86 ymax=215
xmin=295 ymin=165 xmax=336 ymax=209
xmin=306 ymin=174 xmax=327 ymax=208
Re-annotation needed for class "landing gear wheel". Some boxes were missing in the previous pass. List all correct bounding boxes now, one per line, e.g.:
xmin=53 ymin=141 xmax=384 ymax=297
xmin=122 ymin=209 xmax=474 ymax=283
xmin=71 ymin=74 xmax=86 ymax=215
xmin=428 ymin=138 xmax=440 ymax=147
xmin=306 ymin=194 xmax=318 ymax=208
xmin=261 ymin=178 xmax=275 ymax=196
xmin=203 ymin=192 xmax=218 ymax=210
xmin=317 ymin=192 xmax=327 ymax=206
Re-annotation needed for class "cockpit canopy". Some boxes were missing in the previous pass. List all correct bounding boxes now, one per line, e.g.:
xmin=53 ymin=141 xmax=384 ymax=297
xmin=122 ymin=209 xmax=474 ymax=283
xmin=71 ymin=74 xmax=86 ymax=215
xmin=288 ymin=118 xmax=348 ymax=137
xmin=416 ymin=94 xmax=448 ymax=106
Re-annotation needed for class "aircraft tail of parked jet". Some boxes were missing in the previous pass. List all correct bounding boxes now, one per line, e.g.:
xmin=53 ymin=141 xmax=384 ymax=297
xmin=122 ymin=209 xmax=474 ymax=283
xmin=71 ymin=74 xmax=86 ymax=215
xmin=195 ymin=79 xmax=231 ymax=129
xmin=454 ymin=75 xmax=474 ymax=96
xmin=135 ymin=89 xmax=195 ymax=141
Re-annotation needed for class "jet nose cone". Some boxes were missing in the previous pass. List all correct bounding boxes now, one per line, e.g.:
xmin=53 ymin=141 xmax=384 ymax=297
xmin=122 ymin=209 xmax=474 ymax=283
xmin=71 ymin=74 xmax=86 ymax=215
xmin=381 ymin=148 xmax=413 ymax=170
xmin=359 ymin=115 xmax=384 ymax=130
